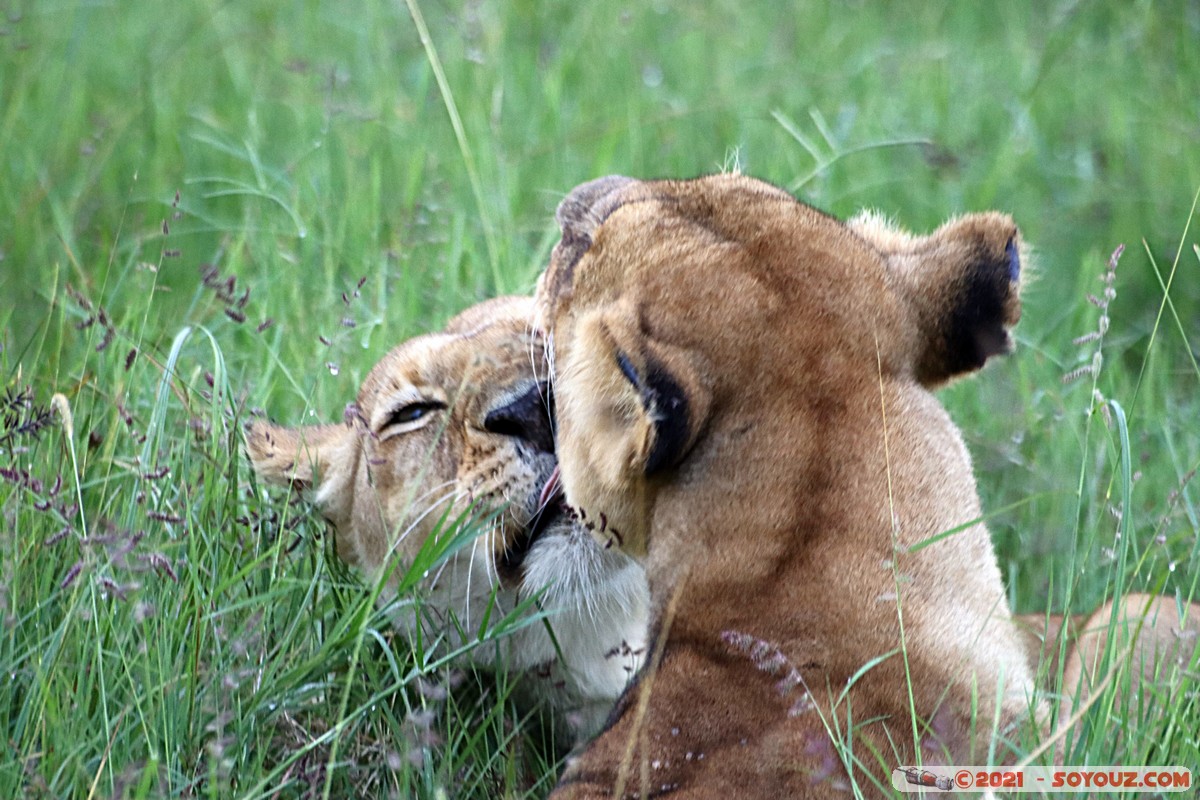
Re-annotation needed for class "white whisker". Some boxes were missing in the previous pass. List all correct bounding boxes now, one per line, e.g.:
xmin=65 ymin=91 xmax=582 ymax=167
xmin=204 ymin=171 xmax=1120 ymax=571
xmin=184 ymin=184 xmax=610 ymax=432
xmin=544 ymin=332 xmax=557 ymax=396
xmin=490 ymin=518 xmax=504 ymax=585
xmin=390 ymin=479 xmax=460 ymax=545
xmin=409 ymin=478 xmax=458 ymax=504
xmin=465 ymin=532 xmax=480 ymax=632
xmin=428 ymin=557 xmax=450 ymax=593
xmin=389 ymin=487 xmax=459 ymax=552
xmin=524 ymin=317 xmax=557 ymax=445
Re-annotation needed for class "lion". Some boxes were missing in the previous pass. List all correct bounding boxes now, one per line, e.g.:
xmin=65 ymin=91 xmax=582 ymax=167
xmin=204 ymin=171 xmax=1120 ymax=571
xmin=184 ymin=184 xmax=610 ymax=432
xmin=535 ymin=173 xmax=1043 ymax=797
xmin=1061 ymin=594 xmax=1199 ymax=715
xmin=1019 ymin=593 xmax=1199 ymax=748
xmin=246 ymin=296 xmax=649 ymax=744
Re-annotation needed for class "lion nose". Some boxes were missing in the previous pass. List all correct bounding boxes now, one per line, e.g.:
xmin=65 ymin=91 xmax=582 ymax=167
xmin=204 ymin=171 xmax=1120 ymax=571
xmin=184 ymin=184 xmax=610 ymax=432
xmin=483 ymin=382 xmax=555 ymax=454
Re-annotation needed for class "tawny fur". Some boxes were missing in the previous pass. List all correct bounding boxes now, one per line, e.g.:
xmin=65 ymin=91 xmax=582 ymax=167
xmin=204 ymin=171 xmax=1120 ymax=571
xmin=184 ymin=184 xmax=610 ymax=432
xmin=1019 ymin=595 xmax=1199 ymax=736
xmin=1060 ymin=594 xmax=1199 ymax=715
xmin=1016 ymin=593 xmax=1199 ymax=762
xmin=246 ymin=297 xmax=649 ymax=743
xmin=537 ymin=174 xmax=1039 ymax=798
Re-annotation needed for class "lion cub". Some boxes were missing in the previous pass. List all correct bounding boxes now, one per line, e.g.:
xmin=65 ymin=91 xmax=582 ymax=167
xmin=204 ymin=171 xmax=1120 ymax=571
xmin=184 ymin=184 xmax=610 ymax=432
xmin=536 ymin=174 xmax=1040 ymax=797
xmin=247 ymin=296 xmax=648 ymax=743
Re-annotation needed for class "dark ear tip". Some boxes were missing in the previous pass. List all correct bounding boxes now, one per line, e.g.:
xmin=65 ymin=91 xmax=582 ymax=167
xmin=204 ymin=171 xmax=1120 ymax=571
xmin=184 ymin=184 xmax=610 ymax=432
xmin=1005 ymin=236 xmax=1020 ymax=282
xmin=908 ymin=214 xmax=1024 ymax=387
xmin=555 ymin=175 xmax=637 ymax=230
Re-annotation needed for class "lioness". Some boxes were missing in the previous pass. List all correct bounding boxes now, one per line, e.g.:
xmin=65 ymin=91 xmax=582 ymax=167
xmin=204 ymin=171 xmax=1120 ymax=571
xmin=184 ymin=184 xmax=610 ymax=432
xmin=1021 ymin=593 xmax=1200 ymax=743
xmin=536 ymin=174 xmax=1040 ymax=797
xmin=247 ymin=296 xmax=648 ymax=743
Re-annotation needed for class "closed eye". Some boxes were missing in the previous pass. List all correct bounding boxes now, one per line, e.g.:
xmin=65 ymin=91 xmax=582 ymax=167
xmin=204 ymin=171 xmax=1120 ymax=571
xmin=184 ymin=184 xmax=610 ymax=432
xmin=383 ymin=400 xmax=446 ymax=430
xmin=615 ymin=351 xmax=640 ymax=388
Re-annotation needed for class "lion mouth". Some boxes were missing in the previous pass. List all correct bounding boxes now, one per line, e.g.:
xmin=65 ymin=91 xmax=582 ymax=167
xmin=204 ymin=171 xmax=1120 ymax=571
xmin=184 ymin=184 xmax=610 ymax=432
xmin=537 ymin=464 xmax=562 ymax=511
xmin=528 ymin=464 xmax=566 ymax=542
xmin=498 ymin=465 xmax=567 ymax=583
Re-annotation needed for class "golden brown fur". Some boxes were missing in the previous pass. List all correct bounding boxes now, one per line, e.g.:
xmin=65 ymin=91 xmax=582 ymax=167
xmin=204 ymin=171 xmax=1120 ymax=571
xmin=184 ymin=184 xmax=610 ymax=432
xmin=247 ymin=297 xmax=649 ymax=742
xmin=1015 ymin=595 xmax=1200 ymax=771
xmin=1061 ymin=594 xmax=1199 ymax=714
xmin=1020 ymin=594 xmax=1199 ymax=738
xmin=247 ymin=296 xmax=556 ymax=585
xmin=536 ymin=174 xmax=1039 ymax=797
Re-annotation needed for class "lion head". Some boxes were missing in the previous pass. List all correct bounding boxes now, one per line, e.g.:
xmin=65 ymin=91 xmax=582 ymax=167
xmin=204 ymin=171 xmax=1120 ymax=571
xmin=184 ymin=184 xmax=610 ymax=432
xmin=248 ymin=296 xmax=648 ymax=742
xmin=537 ymin=174 xmax=1037 ymax=795
xmin=248 ymin=296 xmax=556 ymax=598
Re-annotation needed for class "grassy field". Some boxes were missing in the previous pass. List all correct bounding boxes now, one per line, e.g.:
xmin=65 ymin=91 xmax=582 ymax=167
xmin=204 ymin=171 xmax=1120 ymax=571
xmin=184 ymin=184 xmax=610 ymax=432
xmin=2 ymin=0 xmax=1198 ymax=797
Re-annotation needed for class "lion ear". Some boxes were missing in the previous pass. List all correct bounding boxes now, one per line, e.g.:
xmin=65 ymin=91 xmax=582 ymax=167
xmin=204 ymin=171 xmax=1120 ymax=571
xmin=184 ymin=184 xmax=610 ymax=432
xmin=246 ymin=420 xmax=344 ymax=490
xmin=859 ymin=211 xmax=1024 ymax=387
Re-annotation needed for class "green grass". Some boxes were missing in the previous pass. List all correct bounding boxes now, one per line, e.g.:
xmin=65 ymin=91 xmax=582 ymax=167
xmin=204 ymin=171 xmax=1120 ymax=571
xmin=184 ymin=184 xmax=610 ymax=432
xmin=2 ymin=0 xmax=1198 ymax=797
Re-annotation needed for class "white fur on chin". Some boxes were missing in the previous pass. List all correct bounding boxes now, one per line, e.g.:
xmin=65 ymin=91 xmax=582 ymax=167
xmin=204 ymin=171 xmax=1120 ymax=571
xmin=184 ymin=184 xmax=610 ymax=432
xmin=514 ymin=519 xmax=649 ymax=741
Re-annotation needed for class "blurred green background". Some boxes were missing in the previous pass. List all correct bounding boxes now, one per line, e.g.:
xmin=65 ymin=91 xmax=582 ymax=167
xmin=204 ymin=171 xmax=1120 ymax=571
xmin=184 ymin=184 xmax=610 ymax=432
xmin=1 ymin=1 xmax=1197 ymax=796
xmin=6 ymin=2 xmax=1199 ymax=331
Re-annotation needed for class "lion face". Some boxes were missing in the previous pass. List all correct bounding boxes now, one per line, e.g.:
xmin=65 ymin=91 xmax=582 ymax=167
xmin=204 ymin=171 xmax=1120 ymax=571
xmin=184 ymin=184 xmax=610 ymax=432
xmin=249 ymin=296 xmax=649 ymax=741
xmin=248 ymin=297 xmax=558 ymax=627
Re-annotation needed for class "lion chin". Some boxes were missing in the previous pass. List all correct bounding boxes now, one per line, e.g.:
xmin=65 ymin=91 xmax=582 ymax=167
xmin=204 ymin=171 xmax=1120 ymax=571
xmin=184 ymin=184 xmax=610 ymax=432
xmin=247 ymin=295 xmax=649 ymax=745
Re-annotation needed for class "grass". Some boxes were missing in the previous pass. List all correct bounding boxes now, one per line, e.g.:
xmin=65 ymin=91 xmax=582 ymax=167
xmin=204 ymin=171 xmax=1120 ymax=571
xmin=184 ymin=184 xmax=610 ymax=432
xmin=1 ymin=0 xmax=1198 ymax=796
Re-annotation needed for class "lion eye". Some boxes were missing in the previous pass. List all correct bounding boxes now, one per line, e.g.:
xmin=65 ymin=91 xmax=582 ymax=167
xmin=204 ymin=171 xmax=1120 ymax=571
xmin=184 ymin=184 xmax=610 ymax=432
xmin=384 ymin=401 xmax=445 ymax=428
xmin=615 ymin=351 xmax=640 ymax=388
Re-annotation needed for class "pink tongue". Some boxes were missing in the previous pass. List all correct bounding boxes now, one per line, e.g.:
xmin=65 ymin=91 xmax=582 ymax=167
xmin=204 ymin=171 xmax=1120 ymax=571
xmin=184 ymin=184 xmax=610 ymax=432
xmin=538 ymin=465 xmax=562 ymax=510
